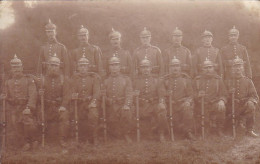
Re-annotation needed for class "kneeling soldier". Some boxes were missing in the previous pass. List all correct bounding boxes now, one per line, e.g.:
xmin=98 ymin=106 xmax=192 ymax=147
xmin=162 ymin=57 xmax=195 ymax=140
xmin=103 ymin=54 xmax=133 ymax=143
xmin=133 ymin=56 xmax=167 ymax=142
xmin=226 ymin=56 xmax=259 ymax=137
xmin=193 ymin=58 xmax=227 ymax=137
xmin=70 ymin=55 xmax=101 ymax=144
xmin=2 ymin=55 xmax=38 ymax=151
xmin=38 ymin=54 xmax=70 ymax=147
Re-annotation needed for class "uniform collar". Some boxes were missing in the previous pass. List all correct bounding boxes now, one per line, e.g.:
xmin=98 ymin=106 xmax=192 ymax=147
xmin=48 ymin=38 xmax=58 ymax=44
xmin=141 ymin=44 xmax=151 ymax=49
xmin=80 ymin=42 xmax=90 ymax=47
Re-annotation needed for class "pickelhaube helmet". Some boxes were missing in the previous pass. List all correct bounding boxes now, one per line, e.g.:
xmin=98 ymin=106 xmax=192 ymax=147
xmin=169 ymin=56 xmax=181 ymax=66
xmin=45 ymin=19 xmax=57 ymax=32
xmin=109 ymin=28 xmax=121 ymax=39
xmin=10 ymin=54 xmax=22 ymax=66
xmin=232 ymin=56 xmax=244 ymax=66
xmin=201 ymin=30 xmax=213 ymax=37
xmin=203 ymin=57 xmax=214 ymax=67
xmin=48 ymin=53 xmax=60 ymax=65
xmin=172 ymin=27 xmax=183 ymax=36
xmin=109 ymin=54 xmax=120 ymax=65
xmin=78 ymin=54 xmax=89 ymax=65
xmin=140 ymin=27 xmax=151 ymax=38
xmin=140 ymin=56 xmax=151 ymax=67
xmin=78 ymin=25 xmax=89 ymax=36
xmin=229 ymin=26 xmax=239 ymax=35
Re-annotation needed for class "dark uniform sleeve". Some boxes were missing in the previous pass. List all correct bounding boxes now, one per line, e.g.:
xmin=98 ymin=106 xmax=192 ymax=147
xmin=92 ymin=76 xmax=101 ymax=101
xmin=216 ymin=50 xmax=224 ymax=78
xmin=156 ymin=48 xmax=164 ymax=76
xmin=217 ymin=78 xmax=228 ymax=103
xmin=163 ymin=49 xmax=170 ymax=74
xmin=124 ymin=77 xmax=133 ymax=106
xmin=126 ymin=50 xmax=134 ymax=79
xmin=186 ymin=49 xmax=194 ymax=78
xmin=61 ymin=77 xmax=71 ymax=109
xmin=157 ymin=78 xmax=166 ymax=101
xmin=27 ymin=78 xmax=37 ymax=110
xmin=94 ymin=46 xmax=103 ymax=76
xmin=192 ymin=49 xmax=199 ymax=77
xmin=37 ymin=46 xmax=45 ymax=75
xmin=243 ymin=47 xmax=252 ymax=79
xmin=61 ymin=46 xmax=71 ymax=77
xmin=184 ymin=78 xmax=194 ymax=103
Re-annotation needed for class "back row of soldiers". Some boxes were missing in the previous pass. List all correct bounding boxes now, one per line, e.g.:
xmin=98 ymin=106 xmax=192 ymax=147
xmin=1 ymin=20 xmax=258 ymax=151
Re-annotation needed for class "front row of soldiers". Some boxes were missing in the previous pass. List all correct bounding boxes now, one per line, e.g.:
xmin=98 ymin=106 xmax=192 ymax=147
xmin=1 ymin=52 xmax=259 ymax=151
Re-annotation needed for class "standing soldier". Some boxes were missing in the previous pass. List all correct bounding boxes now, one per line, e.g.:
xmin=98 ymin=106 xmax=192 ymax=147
xmin=164 ymin=27 xmax=193 ymax=77
xmin=37 ymin=19 xmax=70 ymax=77
xmin=193 ymin=58 xmax=227 ymax=137
xmin=104 ymin=28 xmax=133 ymax=78
xmin=133 ymin=27 xmax=164 ymax=77
xmin=161 ymin=57 xmax=195 ymax=140
xmin=133 ymin=57 xmax=167 ymax=142
xmin=37 ymin=54 xmax=70 ymax=147
xmin=103 ymin=55 xmax=133 ymax=143
xmin=225 ymin=56 xmax=258 ymax=137
xmin=70 ymin=25 xmax=103 ymax=76
xmin=193 ymin=30 xmax=223 ymax=77
xmin=1 ymin=55 xmax=38 ymax=151
xmin=70 ymin=55 xmax=101 ymax=145
xmin=220 ymin=26 xmax=252 ymax=79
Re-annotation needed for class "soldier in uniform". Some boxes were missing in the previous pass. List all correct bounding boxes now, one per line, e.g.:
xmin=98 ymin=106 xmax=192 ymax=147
xmin=225 ymin=56 xmax=258 ymax=137
xmin=1 ymin=55 xmax=38 ymax=151
xmin=193 ymin=30 xmax=223 ymax=77
xmin=193 ymin=58 xmax=227 ymax=136
xmin=70 ymin=25 xmax=103 ymax=76
xmin=70 ymin=55 xmax=101 ymax=144
xmin=161 ymin=56 xmax=195 ymax=140
xmin=37 ymin=19 xmax=70 ymax=77
xmin=220 ymin=26 xmax=252 ymax=79
xmin=133 ymin=27 xmax=164 ymax=77
xmin=103 ymin=55 xmax=133 ymax=143
xmin=104 ymin=28 xmax=133 ymax=78
xmin=37 ymin=54 xmax=70 ymax=147
xmin=164 ymin=27 xmax=193 ymax=77
xmin=133 ymin=56 xmax=167 ymax=142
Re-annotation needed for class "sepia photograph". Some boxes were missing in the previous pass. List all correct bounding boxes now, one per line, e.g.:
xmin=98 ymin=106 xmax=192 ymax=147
xmin=1 ymin=0 xmax=260 ymax=163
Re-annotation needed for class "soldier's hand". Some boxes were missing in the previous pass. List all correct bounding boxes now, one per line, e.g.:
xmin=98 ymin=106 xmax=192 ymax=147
xmin=0 ymin=93 xmax=7 ymax=100
xmin=218 ymin=100 xmax=225 ymax=112
xmin=22 ymin=107 xmax=31 ymax=115
xmin=198 ymin=90 xmax=206 ymax=97
xmin=88 ymin=99 xmax=97 ymax=108
xmin=72 ymin=93 xmax=78 ymax=100
xmin=59 ymin=106 xmax=66 ymax=112
xmin=246 ymin=101 xmax=255 ymax=110
xmin=39 ymin=89 xmax=44 ymax=96
xmin=122 ymin=105 xmax=130 ymax=111
xmin=158 ymin=103 xmax=166 ymax=110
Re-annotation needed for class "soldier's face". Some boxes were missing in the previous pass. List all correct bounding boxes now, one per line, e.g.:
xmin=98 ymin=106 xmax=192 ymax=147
xmin=140 ymin=36 xmax=151 ymax=46
xmin=140 ymin=66 xmax=152 ymax=76
xmin=46 ymin=30 xmax=56 ymax=40
xmin=169 ymin=65 xmax=181 ymax=75
xmin=78 ymin=64 xmax=89 ymax=74
xmin=78 ymin=34 xmax=89 ymax=43
xmin=232 ymin=64 xmax=244 ymax=76
xmin=110 ymin=37 xmax=121 ymax=48
xmin=109 ymin=63 xmax=120 ymax=75
xmin=229 ymin=34 xmax=239 ymax=44
xmin=11 ymin=65 xmax=23 ymax=76
xmin=202 ymin=36 xmax=213 ymax=47
xmin=172 ymin=35 xmax=182 ymax=45
xmin=203 ymin=66 xmax=214 ymax=75
xmin=47 ymin=64 xmax=60 ymax=75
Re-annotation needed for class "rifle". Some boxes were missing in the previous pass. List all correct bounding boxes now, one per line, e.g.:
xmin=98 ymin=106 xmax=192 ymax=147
xmin=40 ymin=73 xmax=45 ymax=147
xmin=168 ymin=90 xmax=174 ymax=142
xmin=74 ymin=97 xmax=79 ymax=143
xmin=102 ymin=90 xmax=107 ymax=143
xmin=135 ymin=90 xmax=140 ymax=142
xmin=201 ymin=95 xmax=205 ymax=140
xmin=1 ymin=65 xmax=6 ymax=156
xmin=231 ymin=90 xmax=236 ymax=139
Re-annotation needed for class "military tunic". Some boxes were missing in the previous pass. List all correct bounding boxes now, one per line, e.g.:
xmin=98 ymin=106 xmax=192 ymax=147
xmin=37 ymin=39 xmax=70 ymax=77
xmin=70 ymin=73 xmax=101 ymax=142
xmin=193 ymin=46 xmax=223 ymax=77
xmin=5 ymin=74 xmax=37 ymax=146
xmin=161 ymin=74 xmax=194 ymax=133
xmin=220 ymin=43 xmax=252 ymax=79
xmin=225 ymin=75 xmax=259 ymax=130
xmin=104 ymin=47 xmax=133 ymax=78
xmin=103 ymin=74 xmax=133 ymax=138
xmin=133 ymin=45 xmax=164 ymax=77
xmin=164 ymin=45 xmax=193 ymax=77
xmin=71 ymin=43 xmax=103 ymax=75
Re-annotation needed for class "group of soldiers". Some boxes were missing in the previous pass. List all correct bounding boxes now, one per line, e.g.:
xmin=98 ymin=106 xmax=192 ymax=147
xmin=0 ymin=19 xmax=259 ymax=152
